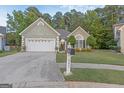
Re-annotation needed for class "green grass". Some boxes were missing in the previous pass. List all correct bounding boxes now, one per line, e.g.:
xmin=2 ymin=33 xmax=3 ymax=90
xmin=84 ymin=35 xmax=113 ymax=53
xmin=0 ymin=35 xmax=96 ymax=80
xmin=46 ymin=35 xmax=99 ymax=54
xmin=0 ymin=50 xmax=18 ymax=57
xmin=61 ymin=68 xmax=124 ymax=85
xmin=57 ymin=50 xmax=124 ymax=66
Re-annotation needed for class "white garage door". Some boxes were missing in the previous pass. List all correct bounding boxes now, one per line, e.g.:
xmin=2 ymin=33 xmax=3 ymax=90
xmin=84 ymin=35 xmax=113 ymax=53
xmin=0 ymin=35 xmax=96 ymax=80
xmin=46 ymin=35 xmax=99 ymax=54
xmin=25 ymin=38 xmax=56 ymax=52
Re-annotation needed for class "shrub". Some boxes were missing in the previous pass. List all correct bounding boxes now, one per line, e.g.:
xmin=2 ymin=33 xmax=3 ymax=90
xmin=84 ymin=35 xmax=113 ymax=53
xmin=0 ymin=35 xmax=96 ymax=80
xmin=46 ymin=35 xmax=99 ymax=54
xmin=16 ymin=46 xmax=21 ymax=52
xmin=82 ymin=48 xmax=92 ymax=52
xmin=75 ymin=48 xmax=81 ymax=52
xmin=75 ymin=48 xmax=92 ymax=52
xmin=87 ymin=35 xmax=96 ymax=48
xmin=67 ymin=35 xmax=76 ymax=48
xmin=115 ymin=46 xmax=121 ymax=52
xmin=87 ymin=48 xmax=92 ymax=52
xmin=0 ymin=50 xmax=3 ymax=53
xmin=109 ymin=45 xmax=117 ymax=50
xmin=81 ymin=48 xmax=87 ymax=52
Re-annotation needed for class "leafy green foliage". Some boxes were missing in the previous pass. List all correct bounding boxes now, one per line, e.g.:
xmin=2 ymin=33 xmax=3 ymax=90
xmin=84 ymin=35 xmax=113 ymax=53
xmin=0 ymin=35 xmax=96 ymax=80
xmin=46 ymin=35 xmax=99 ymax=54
xmin=7 ymin=6 xmax=42 ymax=46
xmin=52 ymin=12 xmax=65 ymax=29
xmin=6 ymin=32 xmax=16 ymax=45
xmin=7 ymin=6 xmax=123 ymax=49
xmin=87 ymin=35 xmax=96 ymax=48
xmin=43 ymin=13 xmax=52 ymax=25
xmin=67 ymin=36 xmax=76 ymax=47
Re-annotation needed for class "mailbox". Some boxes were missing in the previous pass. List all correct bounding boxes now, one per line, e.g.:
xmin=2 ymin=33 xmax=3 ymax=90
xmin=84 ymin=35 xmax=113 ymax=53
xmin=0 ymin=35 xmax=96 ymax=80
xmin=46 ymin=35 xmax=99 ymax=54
xmin=67 ymin=48 xmax=71 ymax=54
xmin=67 ymin=43 xmax=75 ymax=55
xmin=70 ymin=48 xmax=75 ymax=55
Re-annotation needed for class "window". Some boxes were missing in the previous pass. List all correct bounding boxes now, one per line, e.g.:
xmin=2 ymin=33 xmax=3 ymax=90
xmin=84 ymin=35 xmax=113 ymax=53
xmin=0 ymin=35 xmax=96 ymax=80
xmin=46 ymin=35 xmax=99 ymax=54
xmin=75 ymin=34 xmax=85 ymax=48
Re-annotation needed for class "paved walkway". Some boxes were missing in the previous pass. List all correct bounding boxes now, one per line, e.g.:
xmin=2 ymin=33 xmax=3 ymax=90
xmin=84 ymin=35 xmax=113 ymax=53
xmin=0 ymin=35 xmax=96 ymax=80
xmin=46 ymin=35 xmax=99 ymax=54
xmin=67 ymin=81 xmax=124 ymax=88
xmin=13 ymin=81 xmax=124 ymax=88
xmin=58 ymin=63 xmax=124 ymax=71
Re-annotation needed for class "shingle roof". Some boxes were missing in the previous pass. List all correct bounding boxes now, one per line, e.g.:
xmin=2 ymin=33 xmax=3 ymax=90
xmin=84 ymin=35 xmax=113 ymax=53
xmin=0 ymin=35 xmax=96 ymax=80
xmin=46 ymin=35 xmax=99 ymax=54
xmin=0 ymin=26 xmax=6 ymax=34
xmin=56 ymin=29 xmax=70 ymax=39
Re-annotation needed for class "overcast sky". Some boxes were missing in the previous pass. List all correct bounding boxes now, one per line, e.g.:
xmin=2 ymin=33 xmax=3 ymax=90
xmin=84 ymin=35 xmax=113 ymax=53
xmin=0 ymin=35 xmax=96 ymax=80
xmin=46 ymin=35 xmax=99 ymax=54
xmin=0 ymin=5 xmax=104 ymax=26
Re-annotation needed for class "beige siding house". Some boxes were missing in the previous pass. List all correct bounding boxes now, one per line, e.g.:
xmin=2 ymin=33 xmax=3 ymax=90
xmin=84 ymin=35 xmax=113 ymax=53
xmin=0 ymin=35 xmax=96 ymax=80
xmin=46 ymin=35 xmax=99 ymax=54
xmin=20 ymin=18 xmax=90 ymax=52
xmin=113 ymin=23 xmax=124 ymax=53
xmin=20 ymin=18 xmax=60 ymax=52
xmin=67 ymin=26 xmax=90 ymax=48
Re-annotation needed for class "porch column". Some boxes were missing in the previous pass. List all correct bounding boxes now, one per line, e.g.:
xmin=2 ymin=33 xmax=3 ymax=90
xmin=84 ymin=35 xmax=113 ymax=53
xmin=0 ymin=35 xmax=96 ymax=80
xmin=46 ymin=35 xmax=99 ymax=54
xmin=56 ymin=36 xmax=59 ymax=52
xmin=21 ymin=35 xmax=25 ymax=52
xmin=85 ymin=39 xmax=87 ymax=48
xmin=65 ymin=41 xmax=67 ymax=50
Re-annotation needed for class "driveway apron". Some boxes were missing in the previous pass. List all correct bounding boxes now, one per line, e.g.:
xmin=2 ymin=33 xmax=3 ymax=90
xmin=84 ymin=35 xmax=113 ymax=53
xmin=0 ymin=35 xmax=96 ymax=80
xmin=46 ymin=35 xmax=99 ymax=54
xmin=0 ymin=52 xmax=64 ymax=85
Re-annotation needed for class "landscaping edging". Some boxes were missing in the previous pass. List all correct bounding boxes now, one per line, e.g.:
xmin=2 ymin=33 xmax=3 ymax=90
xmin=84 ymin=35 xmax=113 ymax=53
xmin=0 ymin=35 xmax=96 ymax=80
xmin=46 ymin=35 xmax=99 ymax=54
xmin=58 ymin=63 xmax=124 ymax=71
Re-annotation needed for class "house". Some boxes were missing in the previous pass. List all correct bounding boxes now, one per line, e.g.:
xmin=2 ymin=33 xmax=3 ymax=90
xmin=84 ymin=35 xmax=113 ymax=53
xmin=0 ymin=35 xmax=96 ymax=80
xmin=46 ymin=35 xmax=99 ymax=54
xmin=0 ymin=26 xmax=6 ymax=51
xmin=113 ymin=19 xmax=124 ymax=53
xmin=20 ymin=18 xmax=90 ymax=52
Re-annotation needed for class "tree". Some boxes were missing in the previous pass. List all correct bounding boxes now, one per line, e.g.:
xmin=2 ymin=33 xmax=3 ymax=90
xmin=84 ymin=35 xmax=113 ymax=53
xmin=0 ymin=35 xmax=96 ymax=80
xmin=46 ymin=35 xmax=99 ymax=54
xmin=87 ymin=35 xmax=96 ymax=48
xmin=63 ymin=9 xmax=84 ymax=32
xmin=82 ymin=10 xmax=105 ymax=48
xmin=43 ymin=13 xmax=52 ymax=25
xmin=6 ymin=32 xmax=16 ymax=46
xmin=7 ymin=5 xmax=123 ymax=49
xmin=67 ymin=35 xmax=76 ymax=47
xmin=52 ymin=12 xmax=64 ymax=29
xmin=7 ymin=6 xmax=42 ymax=46
xmin=96 ymin=30 xmax=115 ymax=49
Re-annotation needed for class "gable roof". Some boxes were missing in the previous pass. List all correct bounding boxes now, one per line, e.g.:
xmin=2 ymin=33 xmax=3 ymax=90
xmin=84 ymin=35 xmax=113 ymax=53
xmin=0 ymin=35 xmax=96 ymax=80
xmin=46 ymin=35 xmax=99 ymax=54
xmin=0 ymin=26 xmax=6 ymax=35
xmin=19 ymin=18 xmax=60 ymax=35
xmin=67 ymin=26 xmax=90 ymax=37
xmin=56 ymin=29 xmax=70 ymax=39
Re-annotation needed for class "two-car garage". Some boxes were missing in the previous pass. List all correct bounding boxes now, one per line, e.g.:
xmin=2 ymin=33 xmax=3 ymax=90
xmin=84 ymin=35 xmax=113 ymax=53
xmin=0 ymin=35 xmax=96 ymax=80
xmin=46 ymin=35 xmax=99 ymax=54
xmin=20 ymin=18 xmax=60 ymax=52
xmin=25 ymin=38 xmax=56 ymax=52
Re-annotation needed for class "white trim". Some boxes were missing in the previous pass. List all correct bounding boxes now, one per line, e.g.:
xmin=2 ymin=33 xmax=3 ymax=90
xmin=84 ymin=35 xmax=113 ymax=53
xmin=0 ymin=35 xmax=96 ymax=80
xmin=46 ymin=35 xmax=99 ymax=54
xmin=25 ymin=38 xmax=56 ymax=52
xmin=40 ymin=18 xmax=60 ymax=35
xmin=37 ymin=21 xmax=44 ymax=26
xmin=75 ymin=34 xmax=84 ymax=40
xmin=67 ymin=26 xmax=90 ymax=37
xmin=19 ymin=18 xmax=60 ymax=36
xmin=19 ymin=18 xmax=40 ymax=35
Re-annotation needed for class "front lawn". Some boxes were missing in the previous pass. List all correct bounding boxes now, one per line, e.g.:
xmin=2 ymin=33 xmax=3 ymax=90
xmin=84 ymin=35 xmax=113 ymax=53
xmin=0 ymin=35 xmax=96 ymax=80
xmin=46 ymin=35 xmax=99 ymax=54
xmin=61 ymin=68 xmax=124 ymax=85
xmin=57 ymin=50 xmax=124 ymax=66
xmin=0 ymin=50 xmax=18 ymax=57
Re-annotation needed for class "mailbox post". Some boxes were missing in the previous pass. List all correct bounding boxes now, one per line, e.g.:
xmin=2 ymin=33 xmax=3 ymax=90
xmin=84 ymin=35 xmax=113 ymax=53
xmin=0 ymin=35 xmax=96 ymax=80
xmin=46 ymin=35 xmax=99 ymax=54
xmin=64 ymin=43 xmax=73 ymax=76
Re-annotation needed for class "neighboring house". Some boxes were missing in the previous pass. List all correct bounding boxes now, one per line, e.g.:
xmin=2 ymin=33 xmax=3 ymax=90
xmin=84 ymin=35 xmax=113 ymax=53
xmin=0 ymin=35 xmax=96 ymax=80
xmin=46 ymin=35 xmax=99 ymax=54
xmin=20 ymin=18 xmax=90 ymax=52
xmin=0 ymin=26 xmax=6 ymax=51
xmin=113 ymin=19 xmax=124 ymax=53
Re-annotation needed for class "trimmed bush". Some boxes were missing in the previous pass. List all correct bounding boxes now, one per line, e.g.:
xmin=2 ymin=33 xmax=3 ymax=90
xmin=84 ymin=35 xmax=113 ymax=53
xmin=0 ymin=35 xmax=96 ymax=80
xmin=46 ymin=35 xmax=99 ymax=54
xmin=67 ymin=35 xmax=76 ymax=47
xmin=87 ymin=48 xmax=92 ymax=52
xmin=75 ymin=48 xmax=81 ymax=52
xmin=75 ymin=48 xmax=92 ymax=52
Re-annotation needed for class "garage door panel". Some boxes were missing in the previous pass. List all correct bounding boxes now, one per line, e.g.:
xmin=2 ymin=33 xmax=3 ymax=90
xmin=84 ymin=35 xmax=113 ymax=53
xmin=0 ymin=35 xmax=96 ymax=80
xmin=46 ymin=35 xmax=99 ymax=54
xmin=25 ymin=38 xmax=56 ymax=52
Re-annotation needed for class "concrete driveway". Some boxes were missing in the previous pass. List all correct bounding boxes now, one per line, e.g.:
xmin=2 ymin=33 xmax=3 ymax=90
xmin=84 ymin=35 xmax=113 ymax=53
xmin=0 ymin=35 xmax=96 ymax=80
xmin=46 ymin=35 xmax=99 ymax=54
xmin=0 ymin=52 xmax=64 ymax=85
